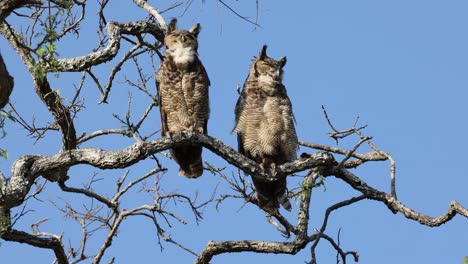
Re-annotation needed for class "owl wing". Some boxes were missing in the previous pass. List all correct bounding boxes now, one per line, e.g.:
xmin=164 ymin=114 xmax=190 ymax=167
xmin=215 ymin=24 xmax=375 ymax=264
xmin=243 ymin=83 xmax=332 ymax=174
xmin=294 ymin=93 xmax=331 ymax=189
xmin=180 ymin=62 xmax=210 ymax=134
xmin=282 ymin=92 xmax=299 ymax=160
xmin=200 ymin=62 xmax=211 ymax=87
xmin=156 ymin=69 xmax=169 ymax=137
xmin=200 ymin=64 xmax=210 ymax=134
xmin=233 ymin=87 xmax=247 ymax=155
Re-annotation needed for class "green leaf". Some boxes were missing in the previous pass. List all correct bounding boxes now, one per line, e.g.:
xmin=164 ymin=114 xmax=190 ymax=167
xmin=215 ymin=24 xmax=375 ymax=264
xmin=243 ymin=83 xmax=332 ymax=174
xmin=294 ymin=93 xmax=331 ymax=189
xmin=461 ymin=257 xmax=468 ymax=264
xmin=7 ymin=114 xmax=16 ymax=122
xmin=37 ymin=47 xmax=46 ymax=56
xmin=1 ymin=111 xmax=16 ymax=123
xmin=461 ymin=256 xmax=468 ymax=264
xmin=48 ymin=44 xmax=57 ymax=53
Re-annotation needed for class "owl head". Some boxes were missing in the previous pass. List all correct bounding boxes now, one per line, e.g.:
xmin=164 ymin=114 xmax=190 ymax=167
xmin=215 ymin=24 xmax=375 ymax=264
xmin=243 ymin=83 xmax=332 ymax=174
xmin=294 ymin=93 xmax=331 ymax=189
xmin=164 ymin=19 xmax=201 ymax=64
xmin=251 ymin=45 xmax=287 ymax=84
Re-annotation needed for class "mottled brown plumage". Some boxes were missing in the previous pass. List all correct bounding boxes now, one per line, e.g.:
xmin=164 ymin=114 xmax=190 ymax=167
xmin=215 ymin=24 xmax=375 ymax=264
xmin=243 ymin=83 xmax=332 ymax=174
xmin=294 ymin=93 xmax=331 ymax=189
xmin=233 ymin=45 xmax=298 ymax=212
xmin=156 ymin=19 xmax=210 ymax=178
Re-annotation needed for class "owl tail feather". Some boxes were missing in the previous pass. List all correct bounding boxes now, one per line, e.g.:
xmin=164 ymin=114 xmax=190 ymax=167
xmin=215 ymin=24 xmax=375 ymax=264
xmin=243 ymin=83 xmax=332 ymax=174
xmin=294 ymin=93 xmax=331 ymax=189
xmin=171 ymin=146 xmax=204 ymax=178
xmin=179 ymin=163 xmax=203 ymax=178
xmin=255 ymin=192 xmax=292 ymax=213
xmin=178 ymin=159 xmax=203 ymax=178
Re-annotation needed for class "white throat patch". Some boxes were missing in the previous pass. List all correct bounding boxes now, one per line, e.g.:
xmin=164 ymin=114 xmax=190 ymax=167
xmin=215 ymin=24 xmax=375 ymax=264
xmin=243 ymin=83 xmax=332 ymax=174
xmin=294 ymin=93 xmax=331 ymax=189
xmin=258 ymin=75 xmax=277 ymax=85
xmin=168 ymin=43 xmax=197 ymax=64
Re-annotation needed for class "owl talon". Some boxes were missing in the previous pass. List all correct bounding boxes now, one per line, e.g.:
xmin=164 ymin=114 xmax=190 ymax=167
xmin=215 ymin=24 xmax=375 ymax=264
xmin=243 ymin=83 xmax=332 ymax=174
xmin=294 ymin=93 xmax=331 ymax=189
xmin=270 ymin=163 xmax=277 ymax=177
xmin=167 ymin=130 xmax=183 ymax=139
xmin=166 ymin=131 xmax=175 ymax=138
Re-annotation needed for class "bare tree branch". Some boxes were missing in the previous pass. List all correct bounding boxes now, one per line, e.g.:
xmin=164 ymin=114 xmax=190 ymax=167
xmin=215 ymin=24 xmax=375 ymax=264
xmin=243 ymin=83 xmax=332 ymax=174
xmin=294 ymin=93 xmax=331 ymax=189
xmin=217 ymin=0 xmax=261 ymax=28
xmin=1 ymin=2 xmax=466 ymax=263
xmin=327 ymin=166 xmax=468 ymax=226
xmin=1 ymin=132 xmax=335 ymax=209
xmin=2 ymin=229 xmax=69 ymax=264
xmin=50 ymin=21 xmax=164 ymax=72
xmin=195 ymin=239 xmax=309 ymax=264
xmin=0 ymin=22 xmax=77 ymax=152
xmin=310 ymin=195 xmax=365 ymax=263
xmin=133 ymin=0 xmax=166 ymax=27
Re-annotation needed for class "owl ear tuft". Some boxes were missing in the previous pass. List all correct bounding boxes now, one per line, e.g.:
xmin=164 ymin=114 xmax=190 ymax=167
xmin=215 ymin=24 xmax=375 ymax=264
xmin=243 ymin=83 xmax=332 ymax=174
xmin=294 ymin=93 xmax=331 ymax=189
xmin=278 ymin=56 xmax=287 ymax=68
xmin=258 ymin=45 xmax=268 ymax=60
xmin=167 ymin=18 xmax=177 ymax=34
xmin=189 ymin=23 xmax=201 ymax=37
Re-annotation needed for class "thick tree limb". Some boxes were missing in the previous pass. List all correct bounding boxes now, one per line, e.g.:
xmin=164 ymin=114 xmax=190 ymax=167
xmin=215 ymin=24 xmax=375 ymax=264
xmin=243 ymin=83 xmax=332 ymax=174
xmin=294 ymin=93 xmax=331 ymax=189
xmin=51 ymin=21 xmax=164 ymax=72
xmin=0 ymin=20 xmax=163 ymax=74
xmin=0 ymin=133 xmax=333 ymax=209
xmin=195 ymin=239 xmax=310 ymax=264
xmin=0 ymin=0 xmax=42 ymax=21
xmin=0 ymin=22 xmax=77 ymax=151
xmin=3 ymin=131 xmax=466 ymax=228
xmin=2 ymin=229 xmax=69 ymax=264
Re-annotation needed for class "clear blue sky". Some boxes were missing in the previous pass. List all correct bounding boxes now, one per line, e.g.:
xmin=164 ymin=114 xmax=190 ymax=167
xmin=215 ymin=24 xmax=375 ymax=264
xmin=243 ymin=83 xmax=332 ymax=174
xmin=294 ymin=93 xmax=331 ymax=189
xmin=1 ymin=1 xmax=467 ymax=263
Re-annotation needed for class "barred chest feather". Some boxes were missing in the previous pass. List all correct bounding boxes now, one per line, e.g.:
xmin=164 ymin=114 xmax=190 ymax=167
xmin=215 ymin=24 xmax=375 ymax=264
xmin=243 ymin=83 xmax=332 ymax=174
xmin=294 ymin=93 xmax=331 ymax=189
xmin=257 ymin=97 xmax=294 ymax=156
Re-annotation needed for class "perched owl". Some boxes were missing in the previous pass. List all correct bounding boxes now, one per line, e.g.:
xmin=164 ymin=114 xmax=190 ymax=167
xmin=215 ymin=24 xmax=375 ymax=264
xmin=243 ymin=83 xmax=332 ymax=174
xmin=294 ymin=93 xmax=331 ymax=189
xmin=233 ymin=45 xmax=298 ymax=212
xmin=156 ymin=19 xmax=210 ymax=178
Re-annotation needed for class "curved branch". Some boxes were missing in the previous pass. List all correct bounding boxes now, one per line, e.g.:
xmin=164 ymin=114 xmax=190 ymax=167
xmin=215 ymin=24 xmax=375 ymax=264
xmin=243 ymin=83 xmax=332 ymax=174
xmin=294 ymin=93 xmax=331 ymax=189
xmin=195 ymin=239 xmax=310 ymax=264
xmin=77 ymin=129 xmax=133 ymax=144
xmin=1 ymin=131 xmax=466 ymax=263
xmin=2 ymin=229 xmax=69 ymax=264
xmin=0 ymin=22 xmax=77 ymax=151
xmin=4 ymin=131 xmax=466 ymax=227
xmin=58 ymin=180 xmax=116 ymax=210
xmin=0 ymin=0 xmax=42 ymax=21
xmin=310 ymin=195 xmax=365 ymax=263
xmin=133 ymin=0 xmax=166 ymax=27
xmin=1 ymin=133 xmax=334 ymax=209
xmin=300 ymin=141 xmax=388 ymax=169
xmin=319 ymin=233 xmax=359 ymax=264
xmin=329 ymin=166 xmax=468 ymax=226
xmin=52 ymin=21 xmax=164 ymax=72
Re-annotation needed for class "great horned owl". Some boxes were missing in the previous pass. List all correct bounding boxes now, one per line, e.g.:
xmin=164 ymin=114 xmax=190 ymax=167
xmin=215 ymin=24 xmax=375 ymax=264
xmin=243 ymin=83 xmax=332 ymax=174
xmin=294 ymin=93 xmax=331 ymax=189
xmin=156 ymin=19 xmax=210 ymax=178
xmin=233 ymin=45 xmax=298 ymax=212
